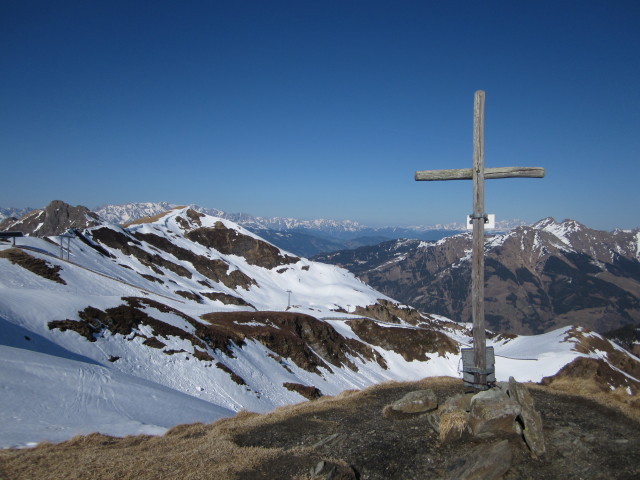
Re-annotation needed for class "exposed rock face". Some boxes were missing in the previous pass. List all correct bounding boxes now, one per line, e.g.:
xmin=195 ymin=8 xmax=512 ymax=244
xmin=315 ymin=218 xmax=640 ymax=334
xmin=353 ymin=299 xmax=425 ymax=325
xmin=346 ymin=318 xmax=458 ymax=361
xmin=90 ymin=227 xmax=194 ymax=279
xmin=46 ymin=301 xmax=397 ymax=380
xmin=508 ymin=377 xmax=545 ymax=456
xmin=130 ymin=230 xmax=257 ymax=289
xmin=604 ymin=322 xmax=640 ymax=356
xmin=90 ymin=226 xmax=256 ymax=290
xmin=283 ymin=382 xmax=323 ymax=400
xmin=200 ymin=311 xmax=387 ymax=374
xmin=0 ymin=200 xmax=101 ymax=237
xmin=559 ymin=326 xmax=640 ymax=393
xmin=186 ymin=220 xmax=300 ymax=269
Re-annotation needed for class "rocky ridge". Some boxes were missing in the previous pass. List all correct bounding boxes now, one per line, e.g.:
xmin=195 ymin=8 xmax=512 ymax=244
xmin=0 ymin=200 xmax=101 ymax=237
xmin=315 ymin=218 xmax=640 ymax=335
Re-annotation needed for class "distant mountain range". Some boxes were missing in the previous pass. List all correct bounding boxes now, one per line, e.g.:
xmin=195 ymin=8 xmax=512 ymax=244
xmin=314 ymin=218 xmax=640 ymax=336
xmin=2 ymin=200 xmax=638 ymax=449
xmin=2 ymin=201 xmax=526 ymax=256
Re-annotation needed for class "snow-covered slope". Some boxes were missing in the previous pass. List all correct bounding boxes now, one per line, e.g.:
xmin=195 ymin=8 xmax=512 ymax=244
xmin=1 ymin=207 xmax=637 ymax=448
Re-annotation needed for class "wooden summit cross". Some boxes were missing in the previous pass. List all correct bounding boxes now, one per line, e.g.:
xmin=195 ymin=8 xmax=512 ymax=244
xmin=415 ymin=90 xmax=545 ymax=391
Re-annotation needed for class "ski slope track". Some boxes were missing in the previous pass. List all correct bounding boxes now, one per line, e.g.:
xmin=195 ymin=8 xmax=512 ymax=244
xmin=1 ymin=206 xmax=638 ymax=448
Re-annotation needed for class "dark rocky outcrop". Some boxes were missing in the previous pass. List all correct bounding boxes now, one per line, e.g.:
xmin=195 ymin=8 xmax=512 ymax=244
xmin=130 ymin=230 xmax=256 ymax=290
xmin=90 ymin=227 xmax=193 ymax=278
xmin=200 ymin=311 xmax=387 ymax=373
xmin=90 ymin=226 xmax=257 ymax=290
xmin=0 ymin=248 xmax=66 ymax=284
xmin=353 ymin=299 xmax=426 ymax=325
xmin=604 ymin=322 xmax=640 ymax=356
xmin=185 ymin=221 xmax=300 ymax=269
xmin=346 ymin=317 xmax=458 ymax=361
xmin=0 ymin=200 xmax=101 ymax=237
xmin=200 ymin=291 xmax=255 ymax=308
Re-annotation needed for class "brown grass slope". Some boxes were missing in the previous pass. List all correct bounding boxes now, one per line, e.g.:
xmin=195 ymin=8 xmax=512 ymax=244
xmin=1 ymin=377 xmax=638 ymax=480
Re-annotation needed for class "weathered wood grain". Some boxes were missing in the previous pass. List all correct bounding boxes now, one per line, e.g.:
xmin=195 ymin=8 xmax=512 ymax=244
xmin=415 ymin=166 xmax=545 ymax=181
xmin=471 ymin=90 xmax=487 ymax=387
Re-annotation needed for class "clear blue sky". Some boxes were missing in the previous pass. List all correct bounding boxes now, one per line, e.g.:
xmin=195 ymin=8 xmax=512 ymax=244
xmin=2 ymin=1 xmax=639 ymax=230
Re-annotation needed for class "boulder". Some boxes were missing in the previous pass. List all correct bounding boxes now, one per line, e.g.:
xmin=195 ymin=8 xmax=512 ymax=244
xmin=310 ymin=460 xmax=358 ymax=479
xmin=508 ymin=377 xmax=546 ymax=456
xmin=442 ymin=392 xmax=473 ymax=413
xmin=468 ymin=388 xmax=521 ymax=437
xmin=390 ymin=389 xmax=438 ymax=414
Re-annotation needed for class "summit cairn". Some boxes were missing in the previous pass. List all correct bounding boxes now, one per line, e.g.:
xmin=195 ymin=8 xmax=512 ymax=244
xmin=383 ymin=377 xmax=545 ymax=479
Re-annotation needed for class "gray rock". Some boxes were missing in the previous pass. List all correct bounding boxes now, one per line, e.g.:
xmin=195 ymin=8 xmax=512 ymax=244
xmin=447 ymin=439 xmax=513 ymax=480
xmin=468 ymin=388 xmax=521 ymax=437
xmin=391 ymin=389 xmax=438 ymax=414
xmin=310 ymin=460 xmax=358 ymax=479
xmin=442 ymin=392 xmax=473 ymax=413
xmin=508 ymin=376 xmax=546 ymax=456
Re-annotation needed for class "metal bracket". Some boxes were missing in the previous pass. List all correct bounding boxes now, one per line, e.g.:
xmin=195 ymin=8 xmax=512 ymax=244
xmin=463 ymin=366 xmax=495 ymax=375
xmin=469 ymin=213 xmax=489 ymax=223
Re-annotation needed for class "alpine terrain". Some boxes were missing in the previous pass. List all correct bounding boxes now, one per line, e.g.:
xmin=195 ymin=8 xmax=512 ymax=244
xmin=0 ymin=201 xmax=638 ymax=466
xmin=315 ymin=218 xmax=640 ymax=336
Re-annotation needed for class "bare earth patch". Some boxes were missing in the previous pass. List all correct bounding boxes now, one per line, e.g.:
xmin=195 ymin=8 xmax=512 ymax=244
xmin=1 ymin=377 xmax=638 ymax=479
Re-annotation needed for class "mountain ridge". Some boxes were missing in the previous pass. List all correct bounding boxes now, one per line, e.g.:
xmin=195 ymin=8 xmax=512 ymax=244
xmin=2 ymin=201 xmax=638 ymax=449
xmin=314 ymin=217 xmax=640 ymax=335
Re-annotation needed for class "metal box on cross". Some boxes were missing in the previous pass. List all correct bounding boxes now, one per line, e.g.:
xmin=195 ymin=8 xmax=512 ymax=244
xmin=461 ymin=347 xmax=495 ymax=390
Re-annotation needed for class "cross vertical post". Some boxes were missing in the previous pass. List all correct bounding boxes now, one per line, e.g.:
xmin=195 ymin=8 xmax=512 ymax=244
xmin=471 ymin=90 xmax=487 ymax=388
xmin=414 ymin=90 xmax=545 ymax=391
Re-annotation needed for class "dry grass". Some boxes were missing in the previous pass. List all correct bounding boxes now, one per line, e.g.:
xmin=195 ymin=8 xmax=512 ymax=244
xmin=529 ymin=378 xmax=640 ymax=422
xmin=438 ymin=409 xmax=468 ymax=442
xmin=121 ymin=207 xmax=185 ymax=228
xmin=0 ymin=378 xmax=460 ymax=480
xmin=0 ymin=417 xmax=282 ymax=480
xmin=2 ymin=375 xmax=637 ymax=480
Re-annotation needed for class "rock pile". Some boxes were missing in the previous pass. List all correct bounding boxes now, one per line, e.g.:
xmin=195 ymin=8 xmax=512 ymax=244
xmin=382 ymin=377 xmax=545 ymax=480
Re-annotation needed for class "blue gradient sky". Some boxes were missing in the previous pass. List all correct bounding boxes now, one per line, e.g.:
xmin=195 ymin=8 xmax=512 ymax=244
xmin=2 ymin=1 xmax=639 ymax=230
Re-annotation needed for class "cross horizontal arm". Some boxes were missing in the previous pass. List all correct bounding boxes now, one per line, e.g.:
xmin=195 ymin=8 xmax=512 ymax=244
xmin=415 ymin=166 xmax=545 ymax=181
